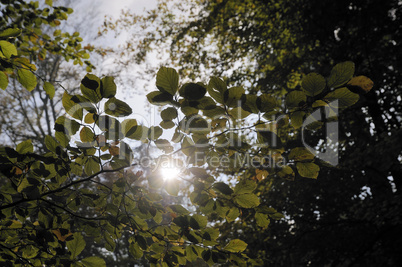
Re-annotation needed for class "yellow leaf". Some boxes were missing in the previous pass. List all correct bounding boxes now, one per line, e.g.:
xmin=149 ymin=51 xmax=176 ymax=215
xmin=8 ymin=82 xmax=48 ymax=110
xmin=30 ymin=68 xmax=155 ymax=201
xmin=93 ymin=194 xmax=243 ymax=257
xmin=347 ymin=75 xmax=374 ymax=93
xmin=52 ymin=229 xmax=73 ymax=242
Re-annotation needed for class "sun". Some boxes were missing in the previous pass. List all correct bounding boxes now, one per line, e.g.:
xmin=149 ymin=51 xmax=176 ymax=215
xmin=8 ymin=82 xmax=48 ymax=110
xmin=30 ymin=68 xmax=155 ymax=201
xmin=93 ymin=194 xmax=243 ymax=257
xmin=161 ymin=166 xmax=180 ymax=180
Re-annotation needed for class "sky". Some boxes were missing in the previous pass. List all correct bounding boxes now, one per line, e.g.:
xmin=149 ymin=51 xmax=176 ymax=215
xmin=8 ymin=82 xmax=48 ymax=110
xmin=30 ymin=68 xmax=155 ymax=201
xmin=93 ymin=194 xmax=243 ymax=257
xmin=61 ymin=0 xmax=163 ymax=128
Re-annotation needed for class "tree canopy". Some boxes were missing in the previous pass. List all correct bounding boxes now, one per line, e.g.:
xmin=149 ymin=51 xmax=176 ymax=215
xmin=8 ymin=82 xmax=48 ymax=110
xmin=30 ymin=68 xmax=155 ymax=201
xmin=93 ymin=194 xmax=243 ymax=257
xmin=1 ymin=0 xmax=400 ymax=266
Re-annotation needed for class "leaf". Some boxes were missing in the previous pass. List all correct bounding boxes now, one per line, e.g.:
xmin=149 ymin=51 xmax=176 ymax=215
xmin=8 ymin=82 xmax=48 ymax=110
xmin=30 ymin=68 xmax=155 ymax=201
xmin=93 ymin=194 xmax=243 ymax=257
xmin=347 ymin=75 xmax=374 ymax=93
xmin=296 ymin=162 xmax=320 ymax=179
xmin=257 ymin=94 xmax=277 ymax=112
xmin=154 ymin=139 xmax=173 ymax=153
xmin=17 ymin=69 xmax=37 ymax=91
xmin=43 ymin=82 xmax=55 ymax=99
xmin=148 ymin=126 xmax=163 ymax=140
xmin=234 ymin=193 xmax=260 ymax=208
xmin=327 ymin=61 xmax=355 ymax=89
xmin=0 ymin=28 xmax=21 ymax=38
xmin=129 ymin=243 xmax=143 ymax=259
xmin=190 ymin=215 xmax=207 ymax=229
xmin=104 ymin=97 xmax=132 ymax=117
xmin=0 ymin=40 xmax=17 ymax=58
xmin=160 ymin=120 xmax=175 ymax=129
xmin=148 ymin=173 xmax=164 ymax=189
xmin=289 ymin=147 xmax=315 ymax=161
xmin=121 ymin=119 xmax=138 ymax=137
xmin=286 ymin=90 xmax=306 ymax=108
xmin=180 ymin=82 xmax=207 ymax=100
xmin=324 ymin=87 xmax=359 ymax=108
xmin=62 ymin=92 xmax=83 ymax=120
xmin=0 ymin=71 xmax=8 ymax=90
xmin=16 ymin=139 xmax=33 ymax=154
xmin=234 ymin=179 xmax=256 ymax=195
xmin=165 ymin=179 xmax=180 ymax=196
xmin=213 ymin=182 xmax=233 ymax=195
xmin=302 ymin=73 xmax=326 ymax=96
xmin=161 ymin=107 xmax=178 ymax=121
xmin=290 ymin=111 xmax=305 ymax=129
xmin=146 ymin=91 xmax=173 ymax=106
xmin=84 ymin=157 xmax=100 ymax=176
xmin=80 ymin=127 xmax=95 ymax=142
xmin=81 ymin=256 xmax=106 ymax=267
xmin=224 ymin=239 xmax=248 ymax=253
xmin=52 ymin=229 xmax=72 ymax=242
xmin=226 ymin=207 xmax=240 ymax=222
xmin=101 ymin=76 xmax=116 ymax=98
xmin=255 ymin=212 xmax=270 ymax=228
xmin=156 ymin=67 xmax=179 ymax=95
xmin=45 ymin=135 xmax=60 ymax=152
xmin=224 ymin=86 xmax=244 ymax=107
xmin=207 ymin=76 xmax=227 ymax=104
xmin=66 ymin=232 xmax=86 ymax=259
xmin=80 ymin=74 xmax=102 ymax=103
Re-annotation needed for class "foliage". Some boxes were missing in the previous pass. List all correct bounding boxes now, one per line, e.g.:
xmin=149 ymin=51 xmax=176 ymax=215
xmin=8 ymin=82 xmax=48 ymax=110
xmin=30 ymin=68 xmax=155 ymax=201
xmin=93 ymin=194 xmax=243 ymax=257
xmin=102 ymin=0 xmax=402 ymax=265
xmin=0 ymin=52 xmax=369 ymax=266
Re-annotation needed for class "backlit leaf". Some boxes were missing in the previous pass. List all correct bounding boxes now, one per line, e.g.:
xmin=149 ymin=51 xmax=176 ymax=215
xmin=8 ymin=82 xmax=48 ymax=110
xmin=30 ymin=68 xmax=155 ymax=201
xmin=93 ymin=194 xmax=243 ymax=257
xmin=327 ymin=61 xmax=355 ymax=89
xmin=296 ymin=162 xmax=320 ymax=179
xmin=17 ymin=69 xmax=37 ymax=91
xmin=104 ymin=97 xmax=132 ymax=117
xmin=156 ymin=67 xmax=179 ymax=95
xmin=302 ymin=73 xmax=326 ymax=96
xmin=224 ymin=239 xmax=248 ymax=253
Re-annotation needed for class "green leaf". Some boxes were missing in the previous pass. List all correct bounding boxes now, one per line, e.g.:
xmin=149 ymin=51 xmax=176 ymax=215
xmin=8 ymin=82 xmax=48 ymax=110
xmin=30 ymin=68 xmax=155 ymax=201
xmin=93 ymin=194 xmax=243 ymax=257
xmin=234 ymin=179 xmax=256 ymax=195
xmin=324 ymin=87 xmax=359 ymax=108
xmin=234 ymin=193 xmax=260 ymax=208
xmin=327 ymin=61 xmax=355 ymax=89
xmin=289 ymin=147 xmax=315 ymax=161
xmin=207 ymin=76 xmax=227 ymax=104
xmin=146 ymin=91 xmax=173 ymax=106
xmin=226 ymin=207 xmax=240 ymax=222
xmin=104 ymin=97 xmax=132 ymax=117
xmin=17 ymin=69 xmax=37 ymax=91
xmin=101 ymin=76 xmax=116 ymax=98
xmin=154 ymin=139 xmax=173 ymax=153
xmin=213 ymin=182 xmax=233 ymax=195
xmin=190 ymin=215 xmax=207 ymax=230
xmin=160 ymin=120 xmax=175 ymax=129
xmin=44 ymin=135 xmax=60 ymax=152
xmin=286 ymin=90 xmax=306 ymax=109
xmin=80 ymin=127 xmax=95 ymax=142
xmin=180 ymin=82 xmax=207 ymax=100
xmin=290 ymin=111 xmax=305 ymax=129
xmin=0 ymin=71 xmax=8 ymax=90
xmin=16 ymin=140 xmax=33 ymax=154
xmin=62 ymin=92 xmax=83 ymax=120
xmin=44 ymin=82 xmax=55 ymax=99
xmin=148 ymin=126 xmax=163 ymax=140
xmin=156 ymin=67 xmax=179 ymax=95
xmin=121 ymin=119 xmax=138 ymax=137
xmin=129 ymin=243 xmax=143 ymax=259
xmin=0 ymin=28 xmax=21 ymax=38
xmin=80 ymin=74 xmax=102 ymax=103
xmin=255 ymin=212 xmax=270 ymax=228
xmin=0 ymin=40 xmax=17 ymax=58
xmin=224 ymin=239 xmax=248 ymax=253
xmin=302 ymin=73 xmax=326 ymax=96
xmin=224 ymin=86 xmax=244 ymax=107
xmin=84 ymin=157 xmax=100 ymax=176
xmin=296 ymin=162 xmax=320 ymax=179
xmin=45 ymin=0 xmax=53 ymax=6
xmin=67 ymin=232 xmax=86 ymax=259
xmin=81 ymin=256 xmax=106 ymax=267
xmin=257 ymin=94 xmax=277 ymax=112
xmin=161 ymin=107 xmax=178 ymax=121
